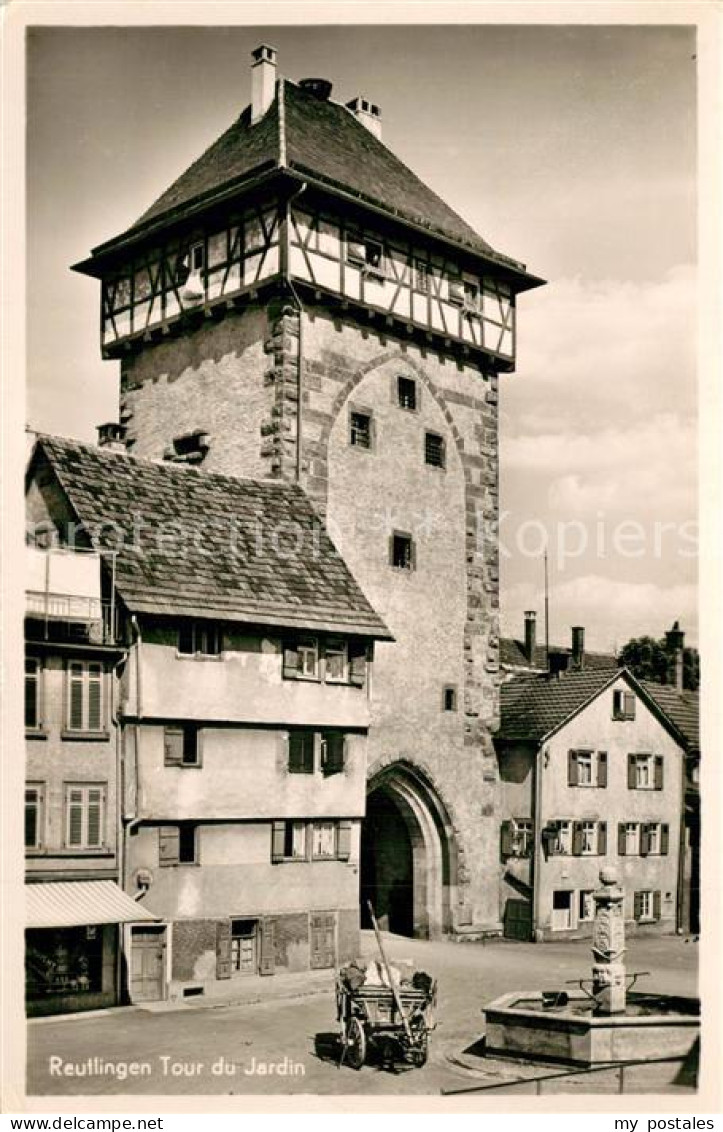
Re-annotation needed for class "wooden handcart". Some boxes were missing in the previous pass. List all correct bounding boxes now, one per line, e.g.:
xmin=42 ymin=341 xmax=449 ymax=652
xmin=336 ymin=901 xmax=437 ymax=1071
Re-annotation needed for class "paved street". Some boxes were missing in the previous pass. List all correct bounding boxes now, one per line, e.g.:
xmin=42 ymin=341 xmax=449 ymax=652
xmin=27 ymin=932 xmax=698 ymax=1097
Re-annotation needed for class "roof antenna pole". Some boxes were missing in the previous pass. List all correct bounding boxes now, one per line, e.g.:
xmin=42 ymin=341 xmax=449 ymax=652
xmin=544 ymin=547 xmax=550 ymax=672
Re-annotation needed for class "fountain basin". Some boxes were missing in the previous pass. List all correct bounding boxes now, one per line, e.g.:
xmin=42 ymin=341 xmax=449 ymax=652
xmin=484 ymin=991 xmax=700 ymax=1067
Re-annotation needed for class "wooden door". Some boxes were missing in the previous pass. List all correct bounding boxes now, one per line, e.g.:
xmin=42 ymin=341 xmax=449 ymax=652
xmin=130 ymin=926 xmax=166 ymax=1002
xmin=310 ymin=912 xmax=336 ymax=969
xmin=230 ymin=920 xmax=258 ymax=977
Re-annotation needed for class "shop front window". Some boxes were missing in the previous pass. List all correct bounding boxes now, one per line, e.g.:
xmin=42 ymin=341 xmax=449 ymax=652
xmin=25 ymin=926 xmax=104 ymax=999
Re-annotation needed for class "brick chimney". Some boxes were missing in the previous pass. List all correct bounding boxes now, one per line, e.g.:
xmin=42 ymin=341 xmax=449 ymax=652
xmin=571 ymin=626 xmax=585 ymax=670
xmin=346 ymin=96 xmax=382 ymax=141
xmin=251 ymin=44 xmax=277 ymax=125
xmin=96 ymin=422 xmax=127 ymax=454
xmin=524 ymin=611 xmax=537 ymax=664
xmin=665 ymin=620 xmax=685 ymax=691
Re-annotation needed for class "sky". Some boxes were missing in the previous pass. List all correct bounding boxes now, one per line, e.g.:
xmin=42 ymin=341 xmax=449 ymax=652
xmin=25 ymin=23 xmax=698 ymax=652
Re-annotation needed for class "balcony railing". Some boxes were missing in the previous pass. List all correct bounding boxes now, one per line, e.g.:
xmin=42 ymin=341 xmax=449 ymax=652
xmin=25 ymin=546 xmax=119 ymax=645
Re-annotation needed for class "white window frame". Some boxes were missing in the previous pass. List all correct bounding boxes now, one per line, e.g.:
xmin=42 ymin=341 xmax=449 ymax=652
xmin=637 ymin=890 xmax=654 ymax=921
xmin=553 ymin=820 xmax=572 ymax=855
xmin=580 ymin=821 xmax=597 ymax=856
xmin=551 ymin=890 xmax=574 ymax=931
xmin=579 ymin=890 xmax=595 ymax=923
xmin=625 ymin=821 xmax=640 ymax=855
xmin=25 ymin=784 xmax=45 ymax=849
xmin=576 ymin=752 xmax=593 ymax=786
xmin=66 ymin=661 xmax=104 ymax=733
xmin=65 ymin=784 xmax=105 ymax=850
xmin=178 ymin=622 xmax=223 ymax=658
xmin=646 ymin=822 xmax=661 ymax=855
xmin=311 ymin=821 xmax=337 ymax=860
xmin=287 ymin=820 xmax=308 ymax=860
xmin=635 ymin=754 xmax=653 ymax=789
xmin=413 ymin=260 xmax=430 ymax=294
xmin=512 ymin=818 xmax=534 ymax=858
xmin=324 ymin=638 xmax=348 ymax=684
xmin=297 ymin=637 xmax=319 ymax=680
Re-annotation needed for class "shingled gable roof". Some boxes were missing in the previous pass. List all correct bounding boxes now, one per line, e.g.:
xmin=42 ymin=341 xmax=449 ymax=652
xmin=498 ymin=666 xmax=688 ymax=747
xmin=640 ymin=681 xmax=700 ymax=752
xmin=28 ymin=435 xmax=392 ymax=640
xmin=81 ymin=79 xmax=541 ymax=288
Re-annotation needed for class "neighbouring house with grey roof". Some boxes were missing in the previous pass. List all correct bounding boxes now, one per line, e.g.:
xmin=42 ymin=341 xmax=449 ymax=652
xmin=57 ymin=41 xmax=546 ymax=957
xmin=495 ymin=666 xmax=688 ymax=942
xmin=26 ymin=434 xmax=391 ymax=1005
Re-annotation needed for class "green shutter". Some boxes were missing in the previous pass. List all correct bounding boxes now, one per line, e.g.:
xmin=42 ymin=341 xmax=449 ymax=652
xmin=87 ymin=788 xmax=103 ymax=847
xmin=159 ymin=826 xmax=180 ymax=866
xmin=572 ymin=822 xmax=583 ymax=856
xmin=618 ymin=823 xmax=626 ymax=856
xmin=628 ymin=754 xmax=637 ymax=789
xmin=259 ymin=918 xmax=276 ymax=975
xmin=661 ymin=823 xmax=669 ymax=855
xmin=164 ymin=727 xmax=184 ymax=766
xmin=500 ymin=821 xmax=513 ymax=859
xmin=69 ymin=663 xmax=84 ymax=730
xmin=654 ymin=756 xmax=664 ymax=790
xmin=653 ymin=891 xmax=662 ymax=920
xmin=337 ymin=820 xmax=352 ymax=861
xmin=597 ymin=752 xmax=608 ymax=788
xmin=67 ymin=789 xmax=83 ymax=847
xmin=633 ymin=891 xmax=644 ymax=920
xmin=282 ymin=643 xmax=299 ymax=679
xmin=348 ymin=640 xmax=367 ymax=687
xmin=597 ymin=821 xmax=607 ymax=856
xmin=216 ymin=921 xmax=232 ymax=980
xmin=640 ymin=825 xmax=650 ymax=857
xmin=568 ymin=751 xmax=578 ymax=787
xmin=271 ymin=820 xmax=286 ymax=863
xmin=87 ymin=664 xmax=103 ymax=730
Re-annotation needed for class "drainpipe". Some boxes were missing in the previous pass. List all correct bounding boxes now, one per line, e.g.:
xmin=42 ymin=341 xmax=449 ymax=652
xmin=531 ymin=742 xmax=544 ymax=941
xmin=110 ymin=636 xmax=129 ymax=1004
xmin=283 ymin=181 xmax=308 ymax=482
xmin=122 ymin=616 xmax=144 ymax=892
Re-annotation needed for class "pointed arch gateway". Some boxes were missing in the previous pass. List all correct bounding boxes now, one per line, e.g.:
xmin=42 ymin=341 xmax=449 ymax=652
xmin=360 ymin=761 xmax=459 ymax=940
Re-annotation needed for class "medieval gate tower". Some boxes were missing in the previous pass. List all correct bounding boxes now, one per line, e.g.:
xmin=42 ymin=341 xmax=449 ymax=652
xmin=75 ymin=47 xmax=544 ymax=939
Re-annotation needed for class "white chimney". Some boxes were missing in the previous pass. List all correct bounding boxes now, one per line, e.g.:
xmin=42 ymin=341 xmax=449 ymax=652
xmin=346 ymin=96 xmax=382 ymax=141
xmin=251 ymin=44 xmax=277 ymax=125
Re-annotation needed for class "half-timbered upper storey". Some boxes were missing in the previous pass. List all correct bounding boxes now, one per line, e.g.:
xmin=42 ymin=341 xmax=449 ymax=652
xmin=73 ymin=50 xmax=544 ymax=370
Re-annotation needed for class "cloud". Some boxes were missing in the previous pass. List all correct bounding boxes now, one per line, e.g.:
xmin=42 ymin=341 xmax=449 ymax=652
xmin=501 ymin=574 xmax=698 ymax=654
xmin=503 ymin=264 xmax=696 ymax=437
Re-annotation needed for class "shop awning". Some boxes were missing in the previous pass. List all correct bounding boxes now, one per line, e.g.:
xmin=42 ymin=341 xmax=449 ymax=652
xmin=26 ymin=881 xmax=161 ymax=929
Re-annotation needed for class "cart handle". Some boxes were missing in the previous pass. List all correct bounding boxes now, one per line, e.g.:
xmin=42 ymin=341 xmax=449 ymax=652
xmin=366 ymin=900 xmax=413 ymax=1043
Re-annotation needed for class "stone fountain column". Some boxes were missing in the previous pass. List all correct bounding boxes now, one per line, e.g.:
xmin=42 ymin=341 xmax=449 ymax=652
xmin=591 ymin=866 xmax=626 ymax=1015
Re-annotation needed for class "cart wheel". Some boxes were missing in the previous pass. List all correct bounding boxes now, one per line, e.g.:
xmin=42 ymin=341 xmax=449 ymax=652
xmin=409 ymin=1018 xmax=428 ymax=1068
xmin=344 ymin=1016 xmax=366 ymax=1070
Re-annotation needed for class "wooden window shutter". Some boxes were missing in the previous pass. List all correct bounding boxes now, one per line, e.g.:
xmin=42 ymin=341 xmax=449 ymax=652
xmin=448 ymin=278 xmax=464 ymax=304
xmin=624 ymin=692 xmax=636 ymax=719
xmin=654 ymin=755 xmax=664 ymax=790
xmin=653 ymin=891 xmax=662 ymax=920
xmin=661 ymin=823 xmax=670 ymax=855
xmin=337 ymin=819 xmax=352 ymax=861
xmin=259 ymin=918 xmax=276 ymax=975
xmin=572 ymin=822 xmax=583 ymax=856
xmin=349 ymin=640 xmax=367 ymax=687
xmin=322 ymin=732 xmax=345 ymax=775
xmin=69 ymin=663 xmax=84 ymax=730
xmin=597 ymin=752 xmax=608 ymax=788
xmin=159 ymin=826 xmax=180 ymax=866
xmin=640 ymin=824 xmax=650 ymax=857
xmin=568 ymin=751 xmax=578 ymax=787
xmin=618 ymin=823 xmax=627 ymax=856
xmin=271 ymin=820 xmax=286 ymax=863
xmin=87 ymin=665 xmax=103 ymax=730
xmin=216 ymin=920 xmax=232 ymax=980
xmin=500 ymin=820 xmax=513 ymax=859
xmin=282 ymin=643 xmax=300 ymax=679
xmin=633 ymin=891 xmax=644 ymax=920
xmin=628 ymin=754 xmax=637 ymax=789
xmin=164 ymin=727 xmax=184 ymax=766
xmin=67 ymin=789 xmax=83 ymax=847
xmin=597 ymin=821 xmax=607 ymax=856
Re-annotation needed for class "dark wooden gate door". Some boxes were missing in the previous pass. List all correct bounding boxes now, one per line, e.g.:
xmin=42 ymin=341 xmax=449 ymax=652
xmin=130 ymin=926 xmax=166 ymax=1001
xmin=310 ymin=912 xmax=336 ymax=969
xmin=503 ymin=899 xmax=533 ymax=941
